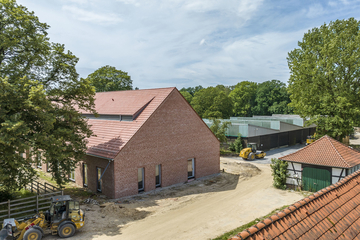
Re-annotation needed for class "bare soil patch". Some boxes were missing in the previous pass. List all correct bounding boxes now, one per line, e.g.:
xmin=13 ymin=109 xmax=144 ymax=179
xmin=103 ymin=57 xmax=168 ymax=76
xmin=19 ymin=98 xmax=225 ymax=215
xmin=43 ymin=158 xmax=303 ymax=240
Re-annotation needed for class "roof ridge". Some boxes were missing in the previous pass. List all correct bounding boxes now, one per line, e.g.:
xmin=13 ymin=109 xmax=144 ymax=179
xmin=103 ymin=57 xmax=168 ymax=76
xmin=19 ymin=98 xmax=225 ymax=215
xmin=233 ymin=169 xmax=360 ymax=240
xmin=278 ymin=135 xmax=326 ymax=160
xmin=325 ymin=135 xmax=351 ymax=168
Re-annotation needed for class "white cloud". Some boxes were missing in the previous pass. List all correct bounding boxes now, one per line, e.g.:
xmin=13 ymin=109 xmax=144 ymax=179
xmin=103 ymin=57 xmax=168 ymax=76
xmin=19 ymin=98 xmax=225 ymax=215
xmin=116 ymin=0 xmax=140 ymax=7
xmin=306 ymin=4 xmax=325 ymax=18
xmin=199 ymin=39 xmax=205 ymax=45
xmin=62 ymin=5 xmax=122 ymax=24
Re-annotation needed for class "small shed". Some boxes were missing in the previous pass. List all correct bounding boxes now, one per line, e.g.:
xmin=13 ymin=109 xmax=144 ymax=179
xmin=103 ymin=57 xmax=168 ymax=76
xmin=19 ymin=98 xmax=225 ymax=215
xmin=279 ymin=135 xmax=360 ymax=191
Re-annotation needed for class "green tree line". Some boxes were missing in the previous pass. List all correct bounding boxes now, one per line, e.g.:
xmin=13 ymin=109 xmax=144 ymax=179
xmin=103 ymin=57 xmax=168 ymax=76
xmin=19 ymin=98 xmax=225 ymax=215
xmin=180 ymin=79 xmax=293 ymax=119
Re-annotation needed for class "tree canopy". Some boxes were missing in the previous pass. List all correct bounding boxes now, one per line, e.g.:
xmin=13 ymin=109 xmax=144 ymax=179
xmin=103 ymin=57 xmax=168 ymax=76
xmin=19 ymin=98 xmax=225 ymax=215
xmin=190 ymin=87 xmax=233 ymax=119
xmin=287 ymin=18 xmax=360 ymax=140
xmin=0 ymin=0 xmax=96 ymax=191
xmin=87 ymin=65 xmax=132 ymax=92
xmin=253 ymin=80 xmax=292 ymax=116
xmin=229 ymin=81 xmax=257 ymax=117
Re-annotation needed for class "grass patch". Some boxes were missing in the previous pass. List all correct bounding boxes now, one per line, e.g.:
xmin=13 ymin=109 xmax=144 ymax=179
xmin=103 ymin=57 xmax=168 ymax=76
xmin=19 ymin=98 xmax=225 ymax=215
xmin=212 ymin=205 xmax=289 ymax=240
xmin=36 ymin=170 xmax=94 ymax=200
xmin=63 ymin=187 xmax=94 ymax=200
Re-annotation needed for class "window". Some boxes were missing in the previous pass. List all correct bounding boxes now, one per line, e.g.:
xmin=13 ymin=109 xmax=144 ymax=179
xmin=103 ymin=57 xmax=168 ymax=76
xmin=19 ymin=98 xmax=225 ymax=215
xmin=138 ymin=168 xmax=144 ymax=192
xmin=83 ymin=163 xmax=88 ymax=187
xmin=155 ymin=165 xmax=161 ymax=187
xmin=188 ymin=158 xmax=195 ymax=179
xmin=97 ymin=167 xmax=102 ymax=192
xmin=37 ymin=152 xmax=42 ymax=169
xmin=69 ymin=170 xmax=75 ymax=181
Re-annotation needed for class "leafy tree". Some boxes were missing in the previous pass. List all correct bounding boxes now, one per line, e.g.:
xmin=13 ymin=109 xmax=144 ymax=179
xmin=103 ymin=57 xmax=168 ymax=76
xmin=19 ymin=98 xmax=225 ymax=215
xmin=229 ymin=81 xmax=257 ymax=117
xmin=87 ymin=65 xmax=132 ymax=92
xmin=229 ymin=134 xmax=243 ymax=153
xmin=191 ymin=86 xmax=233 ymax=119
xmin=209 ymin=119 xmax=230 ymax=144
xmin=0 ymin=0 xmax=96 ymax=192
xmin=253 ymin=80 xmax=292 ymax=115
xmin=287 ymin=18 xmax=360 ymax=140
xmin=270 ymin=158 xmax=288 ymax=190
xmin=179 ymin=85 xmax=203 ymax=96
xmin=180 ymin=91 xmax=193 ymax=103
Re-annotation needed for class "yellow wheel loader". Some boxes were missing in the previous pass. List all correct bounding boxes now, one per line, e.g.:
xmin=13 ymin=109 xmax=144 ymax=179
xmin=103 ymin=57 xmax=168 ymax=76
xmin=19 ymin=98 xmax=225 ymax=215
xmin=239 ymin=143 xmax=266 ymax=160
xmin=306 ymin=133 xmax=316 ymax=145
xmin=0 ymin=195 xmax=85 ymax=240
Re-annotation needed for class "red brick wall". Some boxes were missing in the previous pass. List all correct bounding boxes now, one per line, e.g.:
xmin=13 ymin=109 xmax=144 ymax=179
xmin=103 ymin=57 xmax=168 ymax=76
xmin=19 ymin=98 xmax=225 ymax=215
xmin=76 ymin=156 xmax=115 ymax=198
xmin=113 ymin=89 xmax=220 ymax=198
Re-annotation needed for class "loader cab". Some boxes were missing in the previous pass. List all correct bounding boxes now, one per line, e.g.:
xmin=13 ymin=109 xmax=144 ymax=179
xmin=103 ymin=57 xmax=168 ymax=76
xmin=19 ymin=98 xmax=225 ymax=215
xmin=47 ymin=195 xmax=81 ymax=224
xmin=247 ymin=143 xmax=257 ymax=153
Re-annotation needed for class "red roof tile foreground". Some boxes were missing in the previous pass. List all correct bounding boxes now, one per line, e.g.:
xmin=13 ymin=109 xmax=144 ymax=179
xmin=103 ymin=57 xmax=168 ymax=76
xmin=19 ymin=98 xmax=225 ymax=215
xmin=279 ymin=135 xmax=360 ymax=168
xmin=230 ymin=169 xmax=360 ymax=240
xmin=86 ymin=87 xmax=175 ymax=159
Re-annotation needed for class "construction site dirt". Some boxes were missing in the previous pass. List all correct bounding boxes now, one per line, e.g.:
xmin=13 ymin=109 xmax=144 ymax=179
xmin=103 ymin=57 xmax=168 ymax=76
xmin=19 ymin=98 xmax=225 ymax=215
xmin=44 ymin=158 xmax=304 ymax=240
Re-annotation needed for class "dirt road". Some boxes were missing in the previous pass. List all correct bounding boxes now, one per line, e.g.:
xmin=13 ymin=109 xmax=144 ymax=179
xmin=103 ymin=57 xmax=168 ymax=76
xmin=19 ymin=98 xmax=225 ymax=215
xmin=57 ymin=158 xmax=304 ymax=240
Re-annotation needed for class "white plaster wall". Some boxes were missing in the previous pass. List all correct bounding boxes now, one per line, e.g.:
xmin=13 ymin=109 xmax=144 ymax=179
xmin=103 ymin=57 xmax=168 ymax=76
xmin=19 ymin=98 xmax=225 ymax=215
xmin=286 ymin=162 xmax=302 ymax=186
xmin=332 ymin=167 xmax=346 ymax=184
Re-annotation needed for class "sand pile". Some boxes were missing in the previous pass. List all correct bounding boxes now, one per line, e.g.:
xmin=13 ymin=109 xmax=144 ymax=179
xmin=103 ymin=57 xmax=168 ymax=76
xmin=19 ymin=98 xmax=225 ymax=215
xmin=99 ymin=203 xmax=148 ymax=220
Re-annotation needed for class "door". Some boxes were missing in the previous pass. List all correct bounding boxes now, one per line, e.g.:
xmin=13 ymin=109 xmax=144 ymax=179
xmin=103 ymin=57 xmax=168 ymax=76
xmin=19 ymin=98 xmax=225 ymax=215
xmin=302 ymin=167 xmax=331 ymax=192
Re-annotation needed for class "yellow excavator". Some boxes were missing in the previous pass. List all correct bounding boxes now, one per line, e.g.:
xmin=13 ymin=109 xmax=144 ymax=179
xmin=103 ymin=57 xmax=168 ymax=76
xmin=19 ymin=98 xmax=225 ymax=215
xmin=0 ymin=195 xmax=85 ymax=240
xmin=239 ymin=143 xmax=266 ymax=160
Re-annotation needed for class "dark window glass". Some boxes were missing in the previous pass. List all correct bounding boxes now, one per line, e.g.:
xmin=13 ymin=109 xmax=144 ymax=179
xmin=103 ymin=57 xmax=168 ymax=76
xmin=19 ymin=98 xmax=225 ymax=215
xmin=97 ymin=167 xmax=102 ymax=192
xmin=138 ymin=168 xmax=144 ymax=191
xmin=188 ymin=159 xmax=194 ymax=179
xmin=155 ymin=165 xmax=161 ymax=187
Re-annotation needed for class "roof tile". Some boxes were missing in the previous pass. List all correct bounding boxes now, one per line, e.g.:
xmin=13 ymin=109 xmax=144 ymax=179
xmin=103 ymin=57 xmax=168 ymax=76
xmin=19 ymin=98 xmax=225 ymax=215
xmin=279 ymin=135 xmax=360 ymax=168
xmin=229 ymin=170 xmax=360 ymax=240
xmin=85 ymin=88 xmax=175 ymax=159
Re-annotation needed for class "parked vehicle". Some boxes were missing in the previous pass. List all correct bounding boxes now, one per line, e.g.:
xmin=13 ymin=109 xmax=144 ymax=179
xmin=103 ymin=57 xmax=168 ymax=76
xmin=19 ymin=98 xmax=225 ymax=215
xmin=239 ymin=143 xmax=266 ymax=160
xmin=0 ymin=195 xmax=85 ymax=240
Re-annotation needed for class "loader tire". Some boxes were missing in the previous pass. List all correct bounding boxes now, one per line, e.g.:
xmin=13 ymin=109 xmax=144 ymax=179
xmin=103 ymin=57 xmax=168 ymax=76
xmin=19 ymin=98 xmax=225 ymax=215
xmin=24 ymin=228 xmax=42 ymax=240
xmin=58 ymin=223 xmax=75 ymax=238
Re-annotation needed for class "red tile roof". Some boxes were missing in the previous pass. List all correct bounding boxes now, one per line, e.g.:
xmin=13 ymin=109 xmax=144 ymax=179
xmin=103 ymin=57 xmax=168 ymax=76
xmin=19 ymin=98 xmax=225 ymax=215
xmin=86 ymin=87 xmax=175 ymax=159
xmin=229 ymin=169 xmax=360 ymax=240
xmin=279 ymin=135 xmax=360 ymax=168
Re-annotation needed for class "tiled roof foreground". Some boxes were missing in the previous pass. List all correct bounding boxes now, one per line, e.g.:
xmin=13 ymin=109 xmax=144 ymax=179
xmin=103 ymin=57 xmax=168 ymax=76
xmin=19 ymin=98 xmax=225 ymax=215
xmin=86 ymin=87 xmax=175 ymax=159
xmin=279 ymin=135 xmax=360 ymax=168
xmin=229 ymin=170 xmax=360 ymax=240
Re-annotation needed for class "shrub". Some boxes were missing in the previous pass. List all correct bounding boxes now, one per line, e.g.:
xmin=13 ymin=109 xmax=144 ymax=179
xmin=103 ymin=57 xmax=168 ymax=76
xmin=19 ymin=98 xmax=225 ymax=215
xmin=228 ymin=142 xmax=236 ymax=152
xmin=270 ymin=158 xmax=288 ymax=190
xmin=233 ymin=134 xmax=243 ymax=153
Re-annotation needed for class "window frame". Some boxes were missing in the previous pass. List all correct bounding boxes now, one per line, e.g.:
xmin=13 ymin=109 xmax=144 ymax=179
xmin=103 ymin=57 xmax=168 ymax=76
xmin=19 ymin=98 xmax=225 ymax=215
xmin=69 ymin=169 xmax=75 ymax=182
xmin=37 ymin=152 xmax=42 ymax=169
xmin=83 ymin=163 xmax=88 ymax=187
xmin=155 ymin=164 xmax=161 ymax=188
xmin=187 ymin=158 xmax=195 ymax=179
xmin=97 ymin=167 xmax=102 ymax=192
xmin=138 ymin=168 xmax=145 ymax=192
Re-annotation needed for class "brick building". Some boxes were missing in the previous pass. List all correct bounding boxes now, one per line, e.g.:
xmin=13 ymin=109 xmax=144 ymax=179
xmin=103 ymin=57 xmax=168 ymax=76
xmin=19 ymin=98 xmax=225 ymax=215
xmin=50 ymin=87 xmax=220 ymax=198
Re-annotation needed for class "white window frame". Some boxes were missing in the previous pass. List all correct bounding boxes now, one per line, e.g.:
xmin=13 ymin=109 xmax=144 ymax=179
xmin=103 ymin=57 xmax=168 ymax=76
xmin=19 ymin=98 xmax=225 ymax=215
xmin=69 ymin=170 xmax=75 ymax=182
xmin=37 ymin=152 xmax=42 ymax=169
xmin=188 ymin=158 xmax=195 ymax=179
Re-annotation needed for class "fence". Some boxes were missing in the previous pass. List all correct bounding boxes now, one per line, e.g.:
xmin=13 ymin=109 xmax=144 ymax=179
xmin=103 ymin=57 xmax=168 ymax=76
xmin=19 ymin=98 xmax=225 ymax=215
xmin=0 ymin=181 xmax=63 ymax=222
xmin=24 ymin=181 xmax=60 ymax=195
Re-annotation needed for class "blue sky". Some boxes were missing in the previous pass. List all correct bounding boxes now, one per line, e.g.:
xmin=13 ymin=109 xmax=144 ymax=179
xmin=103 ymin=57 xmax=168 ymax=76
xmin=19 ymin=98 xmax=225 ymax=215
xmin=16 ymin=0 xmax=360 ymax=89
